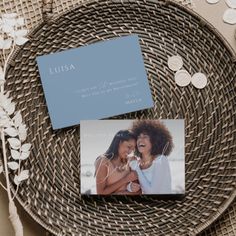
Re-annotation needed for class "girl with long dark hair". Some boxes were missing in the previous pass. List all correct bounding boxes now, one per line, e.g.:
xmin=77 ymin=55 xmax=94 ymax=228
xmin=95 ymin=130 xmax=141 ymax=195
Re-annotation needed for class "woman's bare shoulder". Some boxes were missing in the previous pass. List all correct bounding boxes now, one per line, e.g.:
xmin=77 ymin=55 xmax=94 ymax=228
xmin=95 ymin=155 xmax=110 ymax=167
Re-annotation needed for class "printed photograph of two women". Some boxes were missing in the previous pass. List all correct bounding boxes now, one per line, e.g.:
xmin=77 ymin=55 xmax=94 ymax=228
xmin=80 ymin=120 xmax=185 ymax=195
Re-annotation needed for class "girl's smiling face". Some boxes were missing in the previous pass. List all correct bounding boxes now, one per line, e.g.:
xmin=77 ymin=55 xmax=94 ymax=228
xmin=118 ymin=139 xmax=136 ymax=160
xmin=137 ymin=133 xmax=152 ymax=155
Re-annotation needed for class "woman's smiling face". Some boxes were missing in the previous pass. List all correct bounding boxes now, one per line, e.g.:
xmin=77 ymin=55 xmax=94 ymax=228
xmin=118 ymin=139 xmax=136 ymax=160
xmin=137 ymin=133 xmax=152 ymax=155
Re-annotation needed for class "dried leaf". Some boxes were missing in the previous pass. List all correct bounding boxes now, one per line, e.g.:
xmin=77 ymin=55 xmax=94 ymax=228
xmin=8 ymin=31 xmax=15 ymax=37
xmin=18 ymin=170 xmax=29 ymax=181
xmin=0 ymin=79 xmax=5 ymax=86
xmin=8 ymin=138 xmax=21 ymax=149
xmin=1 ymin=96 xmax=11 ymax=108
xmin=13 ymin=111 xmax=22 ymax=127
xmin=10 ymin=149 xmax=20 ymax=159
xmin=5 ymin=101 xmax=15 ymax=115
xmin=0 ymin=41 xmax=4 ymax=49
xmin=0 ymin=92 xmax=9 ymax=101
xmin=0 ymin=107 xmax=6 ymax=118
xmin=0 ymin=66 xmax=3 ymax=78
xmin=2 ymin=13 xmax=17 ymax=19
xmin=18 ymin=124 xmax=27 ymax=142
xmin=0 ymin=38 xmax=12 ymax=49
xmin=0 ymin=117 xmax=10 ymax=128
xmin=0 ymin=92 xmax=6 ymax=100
xmin=16 ymin=17 xmax=25 ymax=26
xmin=2 ymin=24 xmax=14 ymax=34
xmin=4 ymin=127 xmax=18 ymax=137
xmin=15 ymin=29 xmax=28 ymax=37
xmin=0 ymin=116 xmax=14 ymax=128
xmin=15 ymin=37 xmax=28 ymax=46
xmin=21 ymin=143 xmax=31 ymax=152
xmin=0 ymin=69 xmax=4 ymax=84
xmin=13 ymin=175 xmax=20 ymax=185
xmin=7 ymin=161 xmax=19 ymax=170
xmin=19 ymin=151 xmax=30 ymax=160
xmin=2 ymin=18 xmax=17 ymax=27
xmin=0 ymin=72 xmax=4 ymax=80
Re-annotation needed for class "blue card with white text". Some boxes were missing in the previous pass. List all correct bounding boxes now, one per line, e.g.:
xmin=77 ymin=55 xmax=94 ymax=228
xmin=36 ymin=35 xmax=154 ymax=129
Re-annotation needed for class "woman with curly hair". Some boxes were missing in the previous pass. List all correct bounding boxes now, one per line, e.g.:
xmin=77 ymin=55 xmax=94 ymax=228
xmin=130 ymin=120 xmax=174 ymax=194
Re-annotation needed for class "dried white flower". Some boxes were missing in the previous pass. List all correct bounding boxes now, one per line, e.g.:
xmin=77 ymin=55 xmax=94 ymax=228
xmin=16 ymin=17 xmax=25 ymax=26
xmin=8 ymin=138 xmax=21 ymax=150
xmin=19 ymin=151 xmax=30 ymax=160
xmin=0 ymin=13 xmax=29 ymax=49
xmin=7 ymin=161 xmax=19 ymax=170
xmin=15 ymin=37 xmax=28 ymax=46
xmin=18 ymin=124 xmax=27 ymax=142
xmin=21 ymin=143 xmax=31 ymax=152
xmin=4 ymin=127 xmax=18 ymax=137
xmin=0 ymin=67 xmax=5 ymax=86
xmin=12 ymin=111 xmax=22 ymax=127
xmin=10 ymin=149 xmax=21 ymax=160
xmin=2 ymin=38 xmax=13 ymax=49
xmin=14 ymin=170 xmax=29 ymax=185
xmin=0 ymin=107 xmax=6 ymax=118
xmin=0 ymin=12 xmax=29 ymax=236
xmin=2 ymin=13 xmax=18 ymax=19
xmin=0 ymin=79 xmax=4 ymax=86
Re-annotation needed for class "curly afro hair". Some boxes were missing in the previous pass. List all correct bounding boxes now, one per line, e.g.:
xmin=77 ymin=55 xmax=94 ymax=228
xmin=131 ymin=120 xmax=174 ymax=156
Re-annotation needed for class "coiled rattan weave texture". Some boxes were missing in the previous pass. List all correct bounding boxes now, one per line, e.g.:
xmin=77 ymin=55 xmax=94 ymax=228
xmin=2 ymin=0 xmax=236 ymax=235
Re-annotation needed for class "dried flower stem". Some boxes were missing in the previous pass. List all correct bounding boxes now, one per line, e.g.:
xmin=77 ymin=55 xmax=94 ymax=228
xmin=0 ymin=44 xmax=14 ymax=193
xmin=2 ymin=42 xmax=15 ymax=92
xmin=1 ymin=127 xmax=12 ymax=199
xmin=0 ymin=176 xmax=7 ymax=191
xmin=0 ymin=13 xmax=29 ymax=236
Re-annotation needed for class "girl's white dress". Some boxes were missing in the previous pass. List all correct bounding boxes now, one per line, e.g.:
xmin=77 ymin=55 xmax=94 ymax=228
xmin=129 ymin=155 xmax=172 ymax=194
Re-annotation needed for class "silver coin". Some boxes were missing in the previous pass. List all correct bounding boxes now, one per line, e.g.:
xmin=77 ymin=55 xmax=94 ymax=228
xmin=191 ymin=73 xmax=208 ymax=89
xmin=225 ymin=0 xmax=236 ymax=8
xmin=223 ymin=8 xmax=236 ymax=24
xmin=206 ymin=0 xmax=220 ymax=4
xmin=174 ymin=70 xmax=191 ymax=87
xmin=168 ymin=55 xmax=183 ymax=71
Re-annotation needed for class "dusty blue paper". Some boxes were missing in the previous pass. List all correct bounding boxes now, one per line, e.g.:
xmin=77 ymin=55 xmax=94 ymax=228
xmin=36 ymin=35 xmax=154 ymax=129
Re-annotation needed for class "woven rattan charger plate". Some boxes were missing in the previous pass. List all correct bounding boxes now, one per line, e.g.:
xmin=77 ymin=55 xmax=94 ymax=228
xmin=3 ymin=0 xmax=236 ymax=235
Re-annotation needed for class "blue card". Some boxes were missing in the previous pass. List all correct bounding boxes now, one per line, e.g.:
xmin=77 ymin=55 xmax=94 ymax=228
xmin=36 ymin=35 xmax=154 ymax=129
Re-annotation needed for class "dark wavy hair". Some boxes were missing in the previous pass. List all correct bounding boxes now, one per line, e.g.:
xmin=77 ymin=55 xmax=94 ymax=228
xmin=104 ymin=130 xmax=136 ymax=160
xmin=131 ymin=120 xmax=173 ymax=157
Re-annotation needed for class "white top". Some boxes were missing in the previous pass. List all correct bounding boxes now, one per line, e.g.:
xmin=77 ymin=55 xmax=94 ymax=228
xmin=129 ymin=155 xmax=172 ymax=194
